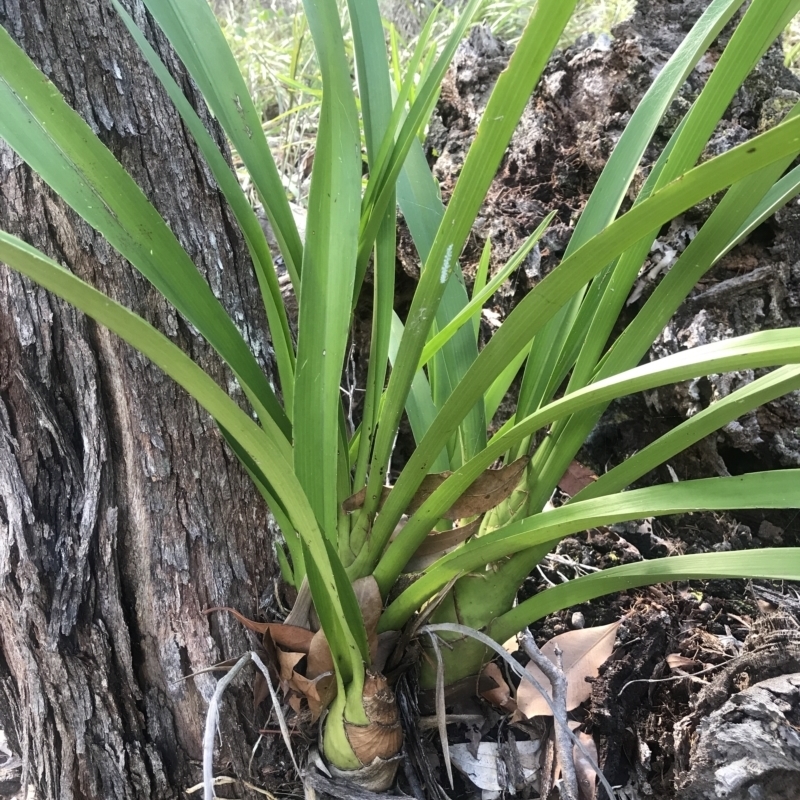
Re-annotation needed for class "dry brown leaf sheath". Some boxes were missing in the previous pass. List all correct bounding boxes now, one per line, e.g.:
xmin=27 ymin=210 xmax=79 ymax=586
xmin=343 ymin=456 xmax=530 ymax=520
xmin=204 ymin=607 xmax=314 ymax=652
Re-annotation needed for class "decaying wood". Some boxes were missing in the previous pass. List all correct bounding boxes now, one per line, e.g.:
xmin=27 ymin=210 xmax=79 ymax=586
xmin=0 ymin=2 xmax=279 ymax=797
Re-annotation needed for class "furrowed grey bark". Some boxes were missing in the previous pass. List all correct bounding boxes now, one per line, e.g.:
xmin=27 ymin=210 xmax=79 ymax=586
xmin=0 ymin=1 xmax=280 ymax=797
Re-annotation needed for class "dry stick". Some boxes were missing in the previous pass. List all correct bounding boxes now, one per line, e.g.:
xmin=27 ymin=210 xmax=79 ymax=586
xmin=202 ymin=651 xmax=299 ymax=800
xmin=420 ymin=623 xmax=616 ymax=800
xmin=520 ymin=633 xmax=578 ymax=800
xmin=203 ymin=652 xmax=252 ymax=800
xmin=251 ymin=650 xmax=300 ymax=775
xmin=425 ymin=631 xmax=454 ymax=789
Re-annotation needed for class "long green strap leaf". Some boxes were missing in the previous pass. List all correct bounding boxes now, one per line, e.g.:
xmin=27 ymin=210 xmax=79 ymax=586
xmin=367 ymin=328 xmax=800 ymax=587
xmin=0 ymin=231 xmax=363 ymax=694
xmin=112 ymin=0 xmax=296 ymax=412
xmin=489 ymin=548 xmax=800 ymax=643
xmin=293 ymin=0 xmax=361 ymax=562
xmin=419 ymin=212 xmax=555 ymax=369
xmin=379 ymin=471 xmax=800 ymax=630
xmin=347 ymin=0 xmax=398 ymax=501
xmin=517 ymin=0 xmax=745 ymax=419
xmin=363 ymin=0 xmax=578 ymax=525
xmin=0 ymin=23 xmax=290 ymax=439
xmin=362 ymin=113 xmax=800 ymax=570
xmin=573 ymin=365 xmax=800 ymax=502
xmin=527 ymin=109 xmax=800 ymax=519
xmin=141 ymin=0 xmax=303 ymax=287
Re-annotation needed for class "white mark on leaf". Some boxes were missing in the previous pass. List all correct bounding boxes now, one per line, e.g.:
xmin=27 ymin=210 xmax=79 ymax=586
xmin=440 ymin=244 xmax=453 ymax=284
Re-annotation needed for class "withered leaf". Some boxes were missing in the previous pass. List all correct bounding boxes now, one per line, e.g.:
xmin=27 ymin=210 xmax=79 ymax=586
xmin=343 ymin=456 xmax=530 ymax=520
xmin=205 ymin=606 xmax=314 ymax=653
xmin=479 ymin=662 xmax=517 ymax=714
xmin=342 ymin=485 xmax=393 ymax=514
xmin=291 ymin=671 xmax=337 ymax=721
xmin=517 ymin=620 xmax=621 ymax=718
xmin=307 ymin=628 xmax=335 ymax=679
xmin=403 ymin=517 xmax=484 ymax=573
xmin=353 ymin=575 xmax=382 ymax=662
xmin=307 ymin=576 xmax=383 ymax=678
xmin=558 ymin=460 xmax=598 ymax=497
xmin=413 ymin=516 xmax=484 ymax=558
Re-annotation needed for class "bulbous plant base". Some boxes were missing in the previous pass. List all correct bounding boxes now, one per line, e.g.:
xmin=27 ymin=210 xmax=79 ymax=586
xmin=323 ymin=672 xmax=404 ymax=791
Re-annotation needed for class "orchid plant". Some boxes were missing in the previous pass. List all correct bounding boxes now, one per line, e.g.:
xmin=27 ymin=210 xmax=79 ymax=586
xmin=2 ymin=0 xmax=800 ymax=789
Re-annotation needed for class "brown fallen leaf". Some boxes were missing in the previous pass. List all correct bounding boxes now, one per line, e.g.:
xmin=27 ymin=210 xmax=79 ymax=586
xmin=204 ymin=606 xmax=314 ymax=653
xmin=291 ymin=671 xmax=337 ymax=721
xmin=517 ymin=620 xmax=621 ymax=718
xmin=558 ymin=460 xmax=598 ymax=497
xmin=479 ymin=662 xmax=517 ymax=714
xmin=276 ymin=649 xmax=305 ymax=686
xmin=343 ymin=456 xmax=530 ymax=520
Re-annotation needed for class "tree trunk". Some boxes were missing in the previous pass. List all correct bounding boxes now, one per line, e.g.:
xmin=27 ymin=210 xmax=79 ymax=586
xmin=0 ymin=2 xmax=281 ymax=797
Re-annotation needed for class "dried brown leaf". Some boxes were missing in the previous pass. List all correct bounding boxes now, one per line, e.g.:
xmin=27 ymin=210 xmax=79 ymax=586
xmin=558 ymin=460 xmax=598 ymax=497
xmin=479 ymin=662 xmax=517 ymax=713
xmin=307 ymin=628 xmax=335 ymax=679
xmin=342 ymin=457 xmax=530 ymax=520
xmin=517 ymin=621 xmax=621 ymax=718
xmin=353 ymin=575 xmax=382 ymax=662
xmin=204 ymin=606 xmax=314 ymax=653
xmin=412 ymin=516 xmax=484 ymax=558
xmin=342 ymin=485 xmax=392 ymax=513
xmin=291 ymin=671 xmax=337 ymax=721
xmin=276 ymin=649 xmax=305 ymax=685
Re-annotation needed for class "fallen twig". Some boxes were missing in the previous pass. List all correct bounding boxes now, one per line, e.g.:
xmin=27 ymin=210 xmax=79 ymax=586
xmin=251 ymin=650 xmax=300 ymax=775
xmin=202 ymin=651 xmax=299 ymax=800
xmin=519 ymin=632 xmax=577 ymax=800
xmin=203 ymin=652 xmax=251 ymax=800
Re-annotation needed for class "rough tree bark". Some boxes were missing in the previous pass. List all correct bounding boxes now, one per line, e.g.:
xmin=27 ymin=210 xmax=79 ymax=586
xmin=0 ymin=1 xmax=282 ymax=797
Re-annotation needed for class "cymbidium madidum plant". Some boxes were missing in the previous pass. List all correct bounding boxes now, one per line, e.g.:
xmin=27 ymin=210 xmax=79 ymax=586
xmin=3 ymin=0 xmax=800 ymax=790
